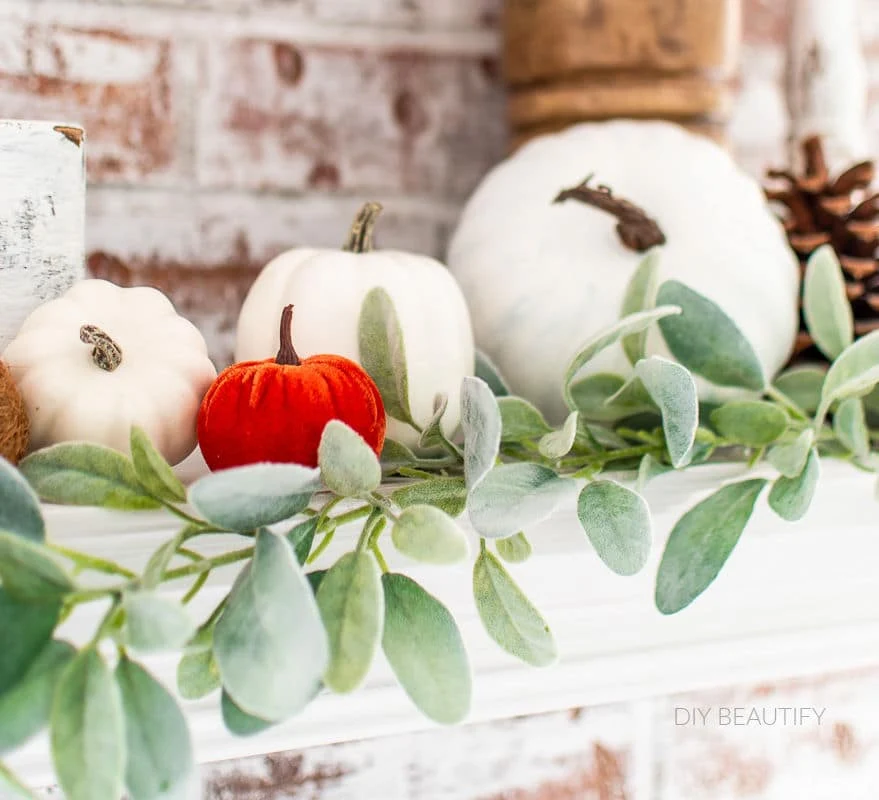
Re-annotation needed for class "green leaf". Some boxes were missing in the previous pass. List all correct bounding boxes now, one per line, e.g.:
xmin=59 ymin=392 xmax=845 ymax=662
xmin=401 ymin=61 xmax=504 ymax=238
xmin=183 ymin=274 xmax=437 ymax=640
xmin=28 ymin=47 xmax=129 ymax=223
xmin=129 ymin=427 xmax=187 ymax=504
xmin=318 ymin=420 xmax=382 ymax=497
xmin=468 ymin=464 xmax=577 ymax=539
xmin=562 ymin=306 xmax=681 ymax=405
xmin=213 ymin=529 xmax=328 ymax=721
xmin=189 ymin=463 xmax=320 ymax=530
xmin=773 ymin=367 xmax=826 ymax=415
xmin=710 ymin=401 xmax=789 ymax=447
xmin=461 ymin=376 xmax=502 ymax=490
xmin=634 ymin=356 xmax=697 ymax=468
xmin=538 ymin=411 xmax=579 ymax=459
xmin=636 ymin=454 xmax=672 ymax=492
xmin=474 ymin=350 xmax=510 ymax=397
xmin=0 ymin=588 xmax=60 ymax=694
xmin=0 ymin=457 xmax=45 ymax=543
xmin=0 ymin=533 xmax=75 ymax=602
xmin=221 ymin=690 xmax=275 ymax=737
xmin=122 ymin=590 xmax=196 ymax=653
xmin=496 ymin=533 xmax=532 ymax=564
xmin=51 ymin=648 xmax=125 ymax=800
xmin=316 ymin=551 xmax=383 ymax=693
xmin=419 ymin=394 xmax=450 ymax=450
xmin=391 ymin=477 xmax=468 ymax=517
xmin=656 ymin=281 xmax=765 ymax=390
xmin=358 ymin=286 xmax=414 ymax=425
xmin=834 ymin=397 xmax=870 ymax=458
xmin=287 ymin=517 xmax=319 ymax=566
xmin=655 ymin=479 xmax=766 ymax=614
xmin=817 ymin=329 xmax=879 ymax=422
xmin=381 ymin=573 xmax=471 ymax=724
xmin=176 ymin=648 xmax=220 ymax=701
xmin=380 ymin=438 xmax=418 ymax=470
xmin=307 ymin=570 xmax=327 ymax=595
xmin=497 ymin=396 xmax=552 ymax=442
xmin=768 ymin=449 xmax=820 ymax=522
xmin=568 ymin=373 xmax=653 ymax=422
xmin=768 ymin=429 xmax=814 ymax=478
xmin=802 ymin=244 xmax=854 ymax=361
xmin=620 ymin=248 xmax=661 ymax=366
xmin=473 ymin=549 xmax=556 ymax=667
xmin=0 ymin=640 xmax=75 ymax=755
xmin=19 ymin=443 xmax=160 ymax=510
xmin=142 ymin=531 xmax=186 ymax=589
xmin=391 ymin=505 xmax=470 ymax=564
xmin=116 ymin=656 xmax=195 ymax=800
xmin=577 ymin=480 xmax=652 ymax=576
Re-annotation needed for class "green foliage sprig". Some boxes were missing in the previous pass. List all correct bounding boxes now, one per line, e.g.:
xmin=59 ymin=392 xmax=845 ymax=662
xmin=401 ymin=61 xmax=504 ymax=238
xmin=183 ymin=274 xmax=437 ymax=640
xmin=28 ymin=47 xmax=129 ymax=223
xmin=1 ymin=243 xmax=877 ymax=798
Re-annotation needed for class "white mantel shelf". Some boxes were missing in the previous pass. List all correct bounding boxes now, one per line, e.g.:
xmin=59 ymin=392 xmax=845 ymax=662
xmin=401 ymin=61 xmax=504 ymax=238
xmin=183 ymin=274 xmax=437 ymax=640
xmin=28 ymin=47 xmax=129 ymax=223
xmin=10 ymin=459 xmax=879 ymax=788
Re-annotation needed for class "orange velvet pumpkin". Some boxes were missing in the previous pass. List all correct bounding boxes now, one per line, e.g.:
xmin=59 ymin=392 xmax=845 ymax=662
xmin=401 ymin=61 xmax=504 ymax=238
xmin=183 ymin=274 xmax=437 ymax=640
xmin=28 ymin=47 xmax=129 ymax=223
xmin=197 ymin=305 xmax=386 ymax=470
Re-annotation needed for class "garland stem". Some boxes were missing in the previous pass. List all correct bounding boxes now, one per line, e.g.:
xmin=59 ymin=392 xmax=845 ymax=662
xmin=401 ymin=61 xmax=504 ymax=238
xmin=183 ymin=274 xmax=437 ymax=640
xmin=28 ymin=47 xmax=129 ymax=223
xmin=48 ymin=544 xmax=136 ymax=579
xmin=163 ymin=547 xmax=254 ymax=581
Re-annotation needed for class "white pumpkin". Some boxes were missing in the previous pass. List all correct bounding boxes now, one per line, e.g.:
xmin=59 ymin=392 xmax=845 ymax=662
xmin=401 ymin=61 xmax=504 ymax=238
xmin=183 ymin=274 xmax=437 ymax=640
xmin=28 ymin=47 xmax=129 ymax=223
xmin=2 ymin=279 xmax=217 ymax=465
xmin=447 ymin=120 xmax=800 ymax=423
xmin=236 ymin=203 xmax=475 ymax=447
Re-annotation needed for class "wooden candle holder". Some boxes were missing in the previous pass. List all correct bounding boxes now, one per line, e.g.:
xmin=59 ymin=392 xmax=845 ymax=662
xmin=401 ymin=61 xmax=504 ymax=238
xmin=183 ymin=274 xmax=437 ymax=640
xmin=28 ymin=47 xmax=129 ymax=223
xmin=503 ymin=0 xmax=741 ymax=149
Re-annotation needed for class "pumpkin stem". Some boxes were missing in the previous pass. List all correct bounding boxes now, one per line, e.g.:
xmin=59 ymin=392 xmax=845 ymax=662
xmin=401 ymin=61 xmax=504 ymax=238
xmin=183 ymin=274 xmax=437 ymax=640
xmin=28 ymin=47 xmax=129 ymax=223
xmin=276 ymin=305 xmax=302 ymax=366
xmin=343 ymin=202 xmax=384 ymax=253
xmin=554 ymin=175 xmax=666 ymax=252
xmin=80 ymin=325 xmax=123 ymax=372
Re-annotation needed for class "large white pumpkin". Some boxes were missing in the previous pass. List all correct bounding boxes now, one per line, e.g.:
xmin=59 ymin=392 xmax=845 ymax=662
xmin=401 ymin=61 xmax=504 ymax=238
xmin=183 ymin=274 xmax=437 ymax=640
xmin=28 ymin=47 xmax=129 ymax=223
xmin=447 ymin=121 xmax=800 ymax=423
xmin=2 ymin=279 xmax=217 ymax=465
xmin=236 ymin=203 xmax=475 ymax=447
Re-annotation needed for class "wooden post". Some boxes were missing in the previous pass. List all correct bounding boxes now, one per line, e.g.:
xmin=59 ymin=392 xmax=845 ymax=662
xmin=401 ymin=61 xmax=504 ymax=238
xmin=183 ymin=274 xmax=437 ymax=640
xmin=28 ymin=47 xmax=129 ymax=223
xmin=786 ymin=0 xmax=869 ymax=173
xmin=0 ymin=120 xmax=86 ymax=350
xmin=503 ymin=0 xmax=742 ymax=149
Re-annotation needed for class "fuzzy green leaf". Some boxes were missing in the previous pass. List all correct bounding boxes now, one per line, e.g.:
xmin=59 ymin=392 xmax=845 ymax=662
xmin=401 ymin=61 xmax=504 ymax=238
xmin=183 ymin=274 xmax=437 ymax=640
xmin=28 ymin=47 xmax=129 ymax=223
xmin=129 ymin=427 xmax=187 ymax=504
xmin=634 ymin=356 xmax=697 ymax=468
xmin=116 ymin=656 xmax=195 ymax=800
xmin=562 ymin=306 xmax=681 ymax=405
xmin=0 ymin=533 xmax=75 ymax=603
xmin=419 ymin=394 xmax=450 ymax=451
xmin=578 ymin=480 xmax=652 ymax=576
xmin=636 ymin=454 xmax=672 ymax=492
xmin=381 ymin=573 xmax=471 ymax=724
xmin=391 ymin=505 xmax=470 ymax=564
xmin=122 ymin=590 xmax=196 ymax=654
xmin=773 ymin=367 xmax=826 ymax=415
xmin=568 ymin=373 xmax=653 ymax=422
xmin=711 ymin=401 xmax=789 ymax=447
xmin=473 ymin=549 xmax=556 ymax=667
xmin=495 ymin=533 xmax=532 ymax=564
xmin=0 ymin=640 xmax=75 ymax=755
xmin=358 ymin=287 xmax=414 ymax=425
xmin=834 ymin=397 xmax=870 ymax=458
xmin=0 ymin=588 xmax=60 ymax=694
xmin=287 ymin=517 xmax=319 ymax=566
xmin=0 ymin=458 xmax=44 ymax=543
xmin=391 ymin=477 xmax=468 ymax=517
xmin=655 ymin=479 xmax=766 ymax=614
xmin=19 ymin=443 xmax=160 ymax=510
xmin=620 ymin=248 xmax=661 ymax=365
xmin=213 ymin=530 xmax=328 ymax=721
xmin=497 ymin=396 xmax=553 ymax=442
xmin=538 ymin=411 xmax=579 ymax=459
xmin=474 ymin=350 xmax=510 ymax=397
xmin=656 ymin=281 xmax=765 ymax=390
xmin=461 ymin=376 xmax=502 ymax=490
xmin=802 ymin=245 xmax=854 ymax=361
xmin=318 ymin=420 xmax=382 ymax=497
xmin=380 ymin=439 xmax=418 ymax=470
xmin=818 ymin=329 xmax=879 ymax=422
xmin=221 ymin=690 xmax=275 ymax=737
xmin=51 ymin=649 xmax=125 ymax=800
xmin=768 ymin=448 xmax=820 ymax=522
xmin=317 ymin=551 xmax=384 ymax=693
xmin=768 ymin=429 xmax=814 ymax=478
xmin=189 ymin=463 xmax=320 ymax=531
xmin=176 ymin=648 xmax=220 ymax=702
xmin=468 ymin=464 xmax=578 ymax=539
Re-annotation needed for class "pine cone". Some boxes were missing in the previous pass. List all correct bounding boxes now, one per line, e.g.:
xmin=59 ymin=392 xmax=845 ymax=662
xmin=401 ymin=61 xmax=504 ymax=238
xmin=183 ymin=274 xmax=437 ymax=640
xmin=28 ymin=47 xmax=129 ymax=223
xmin=765 ymin=136 xmax=879 ymax=359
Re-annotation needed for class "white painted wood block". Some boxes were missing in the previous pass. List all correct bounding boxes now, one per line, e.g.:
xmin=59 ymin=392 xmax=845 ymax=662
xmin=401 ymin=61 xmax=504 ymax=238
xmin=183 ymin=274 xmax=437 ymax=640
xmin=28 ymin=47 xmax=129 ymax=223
xmin=786 ymin=0 xmax=869 ymax=172
xmin=0 ymin=120 xmax=86 ymax=350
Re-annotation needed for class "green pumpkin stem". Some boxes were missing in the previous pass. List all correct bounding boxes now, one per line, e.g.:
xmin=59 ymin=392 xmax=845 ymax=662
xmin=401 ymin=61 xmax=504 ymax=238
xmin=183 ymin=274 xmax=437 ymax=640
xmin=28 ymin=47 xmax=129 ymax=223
xmin=80 ymin=325 xmax=123 ymax=372
xmin=276 ymin=305 xmax=302 ymax=366
xmin=343 ymin=202 xmax=384 ymax=253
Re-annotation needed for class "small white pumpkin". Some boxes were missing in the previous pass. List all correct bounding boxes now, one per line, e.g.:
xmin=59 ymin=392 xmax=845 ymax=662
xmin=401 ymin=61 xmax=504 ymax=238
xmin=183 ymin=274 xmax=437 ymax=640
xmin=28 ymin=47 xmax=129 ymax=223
xmin=236 ymin=203 xmax=475 ymax=447
xmin=447 ymin=120 xmax=800 ymax=423
xmin=2 ymin=279 xmax=217 ymax=465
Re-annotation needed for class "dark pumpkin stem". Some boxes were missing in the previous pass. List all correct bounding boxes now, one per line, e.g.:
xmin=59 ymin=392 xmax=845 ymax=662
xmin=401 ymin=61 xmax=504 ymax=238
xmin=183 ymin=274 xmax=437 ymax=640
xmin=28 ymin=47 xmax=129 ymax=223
xmin=276 ymin=305 xmax=301 ymax=366
xmin=80 ymin=325 xmax=122 ymax=372
xmin=343 ymin=202 xmax=383 ymax=253
xmin=554 ymin=175 xmax=666 ymax=252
